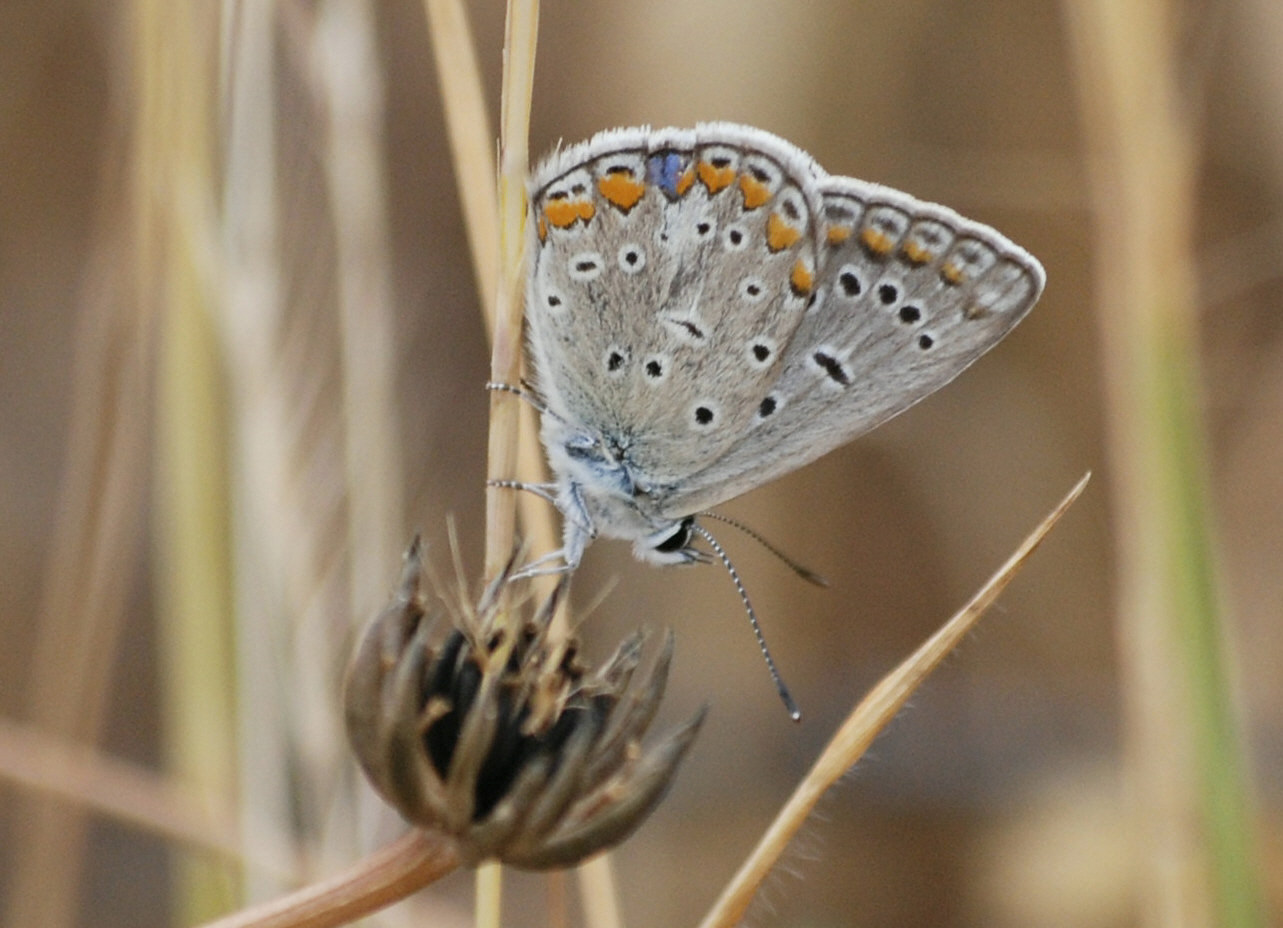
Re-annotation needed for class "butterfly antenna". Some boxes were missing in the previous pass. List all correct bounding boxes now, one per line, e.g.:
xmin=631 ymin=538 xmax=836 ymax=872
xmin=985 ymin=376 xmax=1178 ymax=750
xmin=699 ymin=511 xmax=828 ymax=587
xmin=690 ymin=522 xmax=801 ymax=721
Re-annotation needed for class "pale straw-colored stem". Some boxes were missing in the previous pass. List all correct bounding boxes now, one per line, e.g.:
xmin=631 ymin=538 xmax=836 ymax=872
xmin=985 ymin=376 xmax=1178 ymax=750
xmin=698 ymin=474 xmax=1091 ymax=928
xmin=425 ymin=0 xmax=561 ymax=584
xmin=483 ymin=0 xmax=540 ymax=581
xmin=578 ymin=854 xmax=626 ymax=928
xmin=1064 ymin=2 xmax=1264 ymax=925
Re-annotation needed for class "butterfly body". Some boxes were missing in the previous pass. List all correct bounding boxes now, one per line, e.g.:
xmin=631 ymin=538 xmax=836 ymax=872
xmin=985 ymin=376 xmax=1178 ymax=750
xmin=524 ymin=123 xmax=1044 ymax=574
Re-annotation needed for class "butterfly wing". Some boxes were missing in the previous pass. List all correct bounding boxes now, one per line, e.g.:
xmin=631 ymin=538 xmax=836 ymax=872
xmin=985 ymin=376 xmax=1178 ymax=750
xmin=655 ymin=174 xmax=1045 ymax=517
xmin=527 ymin=124 xmax=824 ymax=487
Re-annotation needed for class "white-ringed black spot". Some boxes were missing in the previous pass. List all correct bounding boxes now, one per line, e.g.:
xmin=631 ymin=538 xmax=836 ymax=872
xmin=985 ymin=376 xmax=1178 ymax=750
xmin=662 ymin=314 xmax=707 ymax=343
xmin=878 ymin=282 xmax=898 ymax=304
xmin=740 ymin=277 xmax=766 ymax=302
xmin=918 ymin=333 xmax=935 ymax=350
xmin=546 ymin=292 xmax=563 ymax=309
xmin=898 ymin=305 xmax=922 ymax=324
xmin=618 ymin=244 xmax=646 ymax=274
xmin=641 ymin=353 xmax=670 ymax=383
xmin=724 ymin=224 xmax=748 ymax=250
xmin=812 ymin=349 xmax=852 ymax=387
xmin=696 ymin=221 xmax=712 ymax=237
xmin=757 ymin=394 xmax=780 ymax=418
xmin=838 ymin=268 xmax=862 ymax=297
xmin=746 ymin=337 xmax=777 ymax=371
xmin=568 ymin=251 xmax=604 ymax=282
xmin=780 ymin=196 xmax=801 ymax=220
xmin=692 ymin=400 xmax=723 ymax=426
xmin=604 ymin=347 xmax=629 ymax=373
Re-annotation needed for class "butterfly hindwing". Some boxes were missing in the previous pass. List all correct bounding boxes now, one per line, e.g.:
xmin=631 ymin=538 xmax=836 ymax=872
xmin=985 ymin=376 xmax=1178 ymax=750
xmin=655 ymin=173 xmax=1045 ymax=517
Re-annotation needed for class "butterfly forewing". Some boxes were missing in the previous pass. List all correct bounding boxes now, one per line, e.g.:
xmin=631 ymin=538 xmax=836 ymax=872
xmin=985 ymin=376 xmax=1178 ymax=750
xmin=527 ymin=125 xmax=825 ymax=485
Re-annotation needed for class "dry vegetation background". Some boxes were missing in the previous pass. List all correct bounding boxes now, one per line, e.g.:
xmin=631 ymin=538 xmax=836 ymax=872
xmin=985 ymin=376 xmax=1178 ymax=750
xmin=1 ymin=1 xmax=1280 ymax=926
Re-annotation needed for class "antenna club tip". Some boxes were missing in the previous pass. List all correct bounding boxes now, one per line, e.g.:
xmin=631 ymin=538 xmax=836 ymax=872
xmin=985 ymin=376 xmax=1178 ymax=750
xmin=780 ymin=689 xmax=802 ymax=721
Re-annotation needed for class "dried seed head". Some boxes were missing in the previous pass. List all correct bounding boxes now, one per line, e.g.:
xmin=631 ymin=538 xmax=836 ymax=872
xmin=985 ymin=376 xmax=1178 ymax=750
xmin=344 ymin=538 xmax=705 ymax=869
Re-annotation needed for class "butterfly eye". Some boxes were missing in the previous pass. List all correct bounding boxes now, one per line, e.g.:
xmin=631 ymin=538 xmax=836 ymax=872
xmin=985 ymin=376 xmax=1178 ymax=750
xmin=653 ymin=519 xmax=694 ymax=554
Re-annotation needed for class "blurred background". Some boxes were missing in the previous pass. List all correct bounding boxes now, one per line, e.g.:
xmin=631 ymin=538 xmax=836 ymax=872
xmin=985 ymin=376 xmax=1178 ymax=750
xmin=1 ymin=0 xmax=1279 ymax=926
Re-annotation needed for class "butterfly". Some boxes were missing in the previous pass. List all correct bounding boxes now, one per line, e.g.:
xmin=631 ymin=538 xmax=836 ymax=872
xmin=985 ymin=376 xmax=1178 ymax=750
xmin=515 ymin=122 xmax=1044 ymax=580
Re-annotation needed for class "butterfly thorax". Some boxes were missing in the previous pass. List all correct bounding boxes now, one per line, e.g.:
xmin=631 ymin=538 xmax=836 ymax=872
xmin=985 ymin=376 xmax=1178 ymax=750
xmin=542 ymin=417 xmax=702 ymax=570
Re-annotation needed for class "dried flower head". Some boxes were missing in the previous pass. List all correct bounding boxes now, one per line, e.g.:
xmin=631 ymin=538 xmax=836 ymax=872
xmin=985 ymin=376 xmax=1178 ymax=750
xmin=344 ymin=538 xmax=705 ymax=870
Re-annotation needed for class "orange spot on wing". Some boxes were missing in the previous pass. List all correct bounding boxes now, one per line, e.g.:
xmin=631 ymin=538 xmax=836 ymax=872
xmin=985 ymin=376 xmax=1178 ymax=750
xmin=538 ymin=215 xmax=547 ymax=242
xmin=599 ymin=171 xmax=646 ymax=211
xmin=901 ymin=241 xmax=933 ymax=265
xmin=676 ymin=167 xmax=695 ymax=196
xmin=941 ymin=261 xmax=966 ymax=285
xmin=766 ymin=212 xmax=802 ymax=252
xmin=826 ymin=225 xmax=852 ymax=245
xmin=739 ymin=173 xmax=771 ymax=209
xmin=697 ymin=160 xmax=735 ymax=194
xmin=790 ymin=259 xmax=814 ymax=296
xmin=544 ymin=198 xmax=595 ymax=229
xmin=860 ymin=226 xmax=894 ymax=257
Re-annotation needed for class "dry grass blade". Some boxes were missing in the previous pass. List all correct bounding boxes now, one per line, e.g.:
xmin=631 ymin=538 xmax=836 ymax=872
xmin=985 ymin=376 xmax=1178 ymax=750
xmin=423 ymin=0 xmax=499 ymax=316
xmin=0 ymin=718 xmax=295 ymax=880
xmin=425 ymin=0 xmax=562 ymax=597
xmin=697 ymin=473 xmax=1091 ymax=928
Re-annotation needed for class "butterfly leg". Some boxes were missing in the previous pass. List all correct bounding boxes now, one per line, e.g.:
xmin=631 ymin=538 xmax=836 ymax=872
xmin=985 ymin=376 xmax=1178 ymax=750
xmin=492 ymin=479 xmax=595 ymax=580
xmin=508 ymin=549 xmax=577 ymax=580
xmin=488 ymin=479 xmax=559 ymax=506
